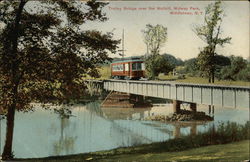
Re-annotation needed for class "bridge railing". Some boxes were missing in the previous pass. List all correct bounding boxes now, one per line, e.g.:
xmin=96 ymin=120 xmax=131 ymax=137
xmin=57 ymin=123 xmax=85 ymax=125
xmin=102 ymin=79 xmax=250 ymax=109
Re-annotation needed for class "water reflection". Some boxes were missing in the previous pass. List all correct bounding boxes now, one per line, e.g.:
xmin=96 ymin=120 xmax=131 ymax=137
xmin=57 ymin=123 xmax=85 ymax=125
xmin=52 ymin=118 xmax=76 ymax=155
xmin=0 ymin=102 xmax=248 ymax=158
xmin=101 ymin=105 xmax=212 ymax=139
xmin=208 ymin=105 xmax=215 ymax=117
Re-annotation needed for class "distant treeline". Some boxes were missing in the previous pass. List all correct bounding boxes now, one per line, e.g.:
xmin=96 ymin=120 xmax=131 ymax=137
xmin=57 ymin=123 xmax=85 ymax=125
xmin=180 ymin=55 xmax=250 ymax=82
xmin=110 ymin=54 xmax=250 ymax=82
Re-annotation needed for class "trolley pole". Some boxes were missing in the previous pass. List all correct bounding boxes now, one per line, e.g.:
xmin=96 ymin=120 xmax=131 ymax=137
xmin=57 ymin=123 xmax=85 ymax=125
xmin=122 ymin=29 xmax=124 ymax=60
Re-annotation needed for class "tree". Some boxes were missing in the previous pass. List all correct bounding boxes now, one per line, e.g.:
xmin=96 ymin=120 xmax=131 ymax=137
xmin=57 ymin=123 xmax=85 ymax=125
xmin=145 ymin=54 xmax=173 ymax=79
xmin=183 ymin=58 xmax=199 ymax=76
xmin=181 ymin=55 xmax=230 ymax=77
xmin=142 ymin=24 xmax=167 ymax=79
xmin=142 ymin=24 xmax=167 ymax=55
xmin=0 ymin=0 xmax=119 ymax=159
xmin=162 ymin=53 xmax=184 ymax=67
xmin=157 ymin=55 xmax=174 ymax=75
xmin=194 ymin=0 xmax=231 ymax=83
xmin=236 ymin=63 xmax=250 ymax=81
xmin=213 ymin=55 xmax=231 ymax=79
xmin=219 ymin=56 xmax=248 ymax=81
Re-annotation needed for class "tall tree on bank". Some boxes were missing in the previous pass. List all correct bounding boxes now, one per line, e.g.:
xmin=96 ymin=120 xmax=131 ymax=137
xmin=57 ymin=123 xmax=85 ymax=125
xmin=142 ymin=24 xmax=167 ymax=79
xmin=0 ymin=0 xmax=119 ymax=159
xmin=194 ymin=0 xmax=231 ymax=83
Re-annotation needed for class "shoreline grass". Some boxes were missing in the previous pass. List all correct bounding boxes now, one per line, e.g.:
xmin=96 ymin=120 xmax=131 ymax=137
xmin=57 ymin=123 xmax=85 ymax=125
xmin=13 ymin=140 xmax=249 ymax=162
xmin=99 ymin=140 xmax=249 ymax=162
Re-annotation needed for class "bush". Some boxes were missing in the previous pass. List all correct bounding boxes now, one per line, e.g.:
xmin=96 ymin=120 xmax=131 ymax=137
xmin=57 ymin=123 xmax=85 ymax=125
xmin=236 ymin=65 xmax=250 ymax=81
xmin=148 ymin=121 xmax=250 ymax=153
xmin=217 ymin=56 xmax=248 ymax=81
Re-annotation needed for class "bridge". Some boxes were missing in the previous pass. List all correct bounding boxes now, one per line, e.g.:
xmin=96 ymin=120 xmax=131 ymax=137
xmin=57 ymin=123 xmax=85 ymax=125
xmin=100 ymin=79 xmax=250 ymax=110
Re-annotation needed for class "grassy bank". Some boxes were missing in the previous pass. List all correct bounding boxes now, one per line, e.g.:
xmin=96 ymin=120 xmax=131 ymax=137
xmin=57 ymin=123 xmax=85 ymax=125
xmin=98 ymin=140 xmax=249 ymax=162
xmin=15 ymin=140 xmax=249 ymax=162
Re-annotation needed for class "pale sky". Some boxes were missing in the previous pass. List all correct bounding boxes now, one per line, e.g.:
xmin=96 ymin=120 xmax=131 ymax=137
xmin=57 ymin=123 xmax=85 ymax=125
xmin=83 ymin=1 xmax=249 ymax=60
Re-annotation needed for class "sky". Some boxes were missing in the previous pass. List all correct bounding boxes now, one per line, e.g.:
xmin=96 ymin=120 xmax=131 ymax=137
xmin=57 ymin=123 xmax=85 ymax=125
xmin=1 ymin=1 xmax=248 ymax=61
xmin=83 ymin=1 xmax=249 ymax=60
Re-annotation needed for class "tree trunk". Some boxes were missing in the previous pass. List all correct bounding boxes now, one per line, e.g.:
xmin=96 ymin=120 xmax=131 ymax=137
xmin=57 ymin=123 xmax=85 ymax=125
xmin=2 ymin=84 xmax=18 ymax=160
xmin=1 ymin=1 xmax=26 ymax=159
xmin=211 ymin=66 xmax=215 ymax=83
xmin=2 ymin=103 xmax=16 ymax=160
xmin=212 ymin=72 xmax=215 ymax=83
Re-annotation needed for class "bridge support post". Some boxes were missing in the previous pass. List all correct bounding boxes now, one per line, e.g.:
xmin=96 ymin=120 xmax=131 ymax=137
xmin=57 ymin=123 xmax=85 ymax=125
xmin=173 ymin=100 xmax=181 ymax=114
xmin=190 ymin=103 xmax=197 ymax=113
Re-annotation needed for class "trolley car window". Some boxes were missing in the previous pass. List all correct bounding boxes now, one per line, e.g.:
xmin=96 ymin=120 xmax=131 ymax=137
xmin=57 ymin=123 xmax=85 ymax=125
xmin=132 ymin=63 xmax=137 ymax=70
xmin=112 ymin=64 xmax=124 ymax=71
xmin=137 ymin=63 xmax=142 ymax=70
xmin=132 ymin=62 xmax=143 ymax=71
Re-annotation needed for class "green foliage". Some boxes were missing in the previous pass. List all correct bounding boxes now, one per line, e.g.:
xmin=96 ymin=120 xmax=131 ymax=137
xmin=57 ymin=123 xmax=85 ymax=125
xmin=164 ymin=121 xmax=250 ymax=151
xmin=194 ymin=1 xmax=231 ymax=46
xmin=162 ymin=53 xmax=184 ymax=66
xmin=236 ymin=64 xmax=250 ymax=81
xmin=213 ymin=55 xmax=231 ymax=79
xmin=142 ymin=24 xmax=169 ymax=79
xmin=145 ymin=54 xmax=174 ymax=79
xmin=0 ymin=0 xmax=119 ymax=159
xmin=182 ymin=58 xmax=199 ymax=76
xmin=219 ymin=56 xmax=248 ymax=81
xmin=194 ymin=0 xmax=231 ymax=83
xmin=84 ymin=81 xmax=102 ymax=97
xmin=197 ymin=46 xmax=213 ymax=78
xmin=180 ymin=54 xmax=249 ymax=82
xmin=214 ymin=55 xmax=231 ymax=66
xmin=197 ymin=51 xmax=232 ymax=79
xmin=0 ymin=0 xmax=119 ymax=110
xmin=142 ymin=24 xmax=167 ymax=55
xmin=161 ymin=54 xmax=248 ymax=83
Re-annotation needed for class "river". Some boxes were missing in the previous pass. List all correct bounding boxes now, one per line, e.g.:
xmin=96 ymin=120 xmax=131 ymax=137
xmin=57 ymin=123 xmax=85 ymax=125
xmin=0 ymin=101 xmax=248 ymax=158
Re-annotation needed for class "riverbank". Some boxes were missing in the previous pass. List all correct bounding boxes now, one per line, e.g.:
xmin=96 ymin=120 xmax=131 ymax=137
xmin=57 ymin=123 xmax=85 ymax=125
xmin=94 ymin=140 xmax=250 ymax=162
xmin=14 ymin=140 xmax=249 ymax=161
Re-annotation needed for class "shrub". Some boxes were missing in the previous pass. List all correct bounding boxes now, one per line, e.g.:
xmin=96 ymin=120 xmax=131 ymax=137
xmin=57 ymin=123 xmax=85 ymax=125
xmin=149 ymin=121 xmax=250 ymax=153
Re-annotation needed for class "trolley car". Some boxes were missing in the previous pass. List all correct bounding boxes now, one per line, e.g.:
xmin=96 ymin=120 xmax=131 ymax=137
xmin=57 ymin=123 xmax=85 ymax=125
xmin=111 ymin=57 xmax=145 ymax=80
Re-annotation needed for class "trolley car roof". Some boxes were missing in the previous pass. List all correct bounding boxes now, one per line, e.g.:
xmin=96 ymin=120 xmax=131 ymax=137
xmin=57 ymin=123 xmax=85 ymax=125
xmin=111 ymin=58 xmax=144 ymax=64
